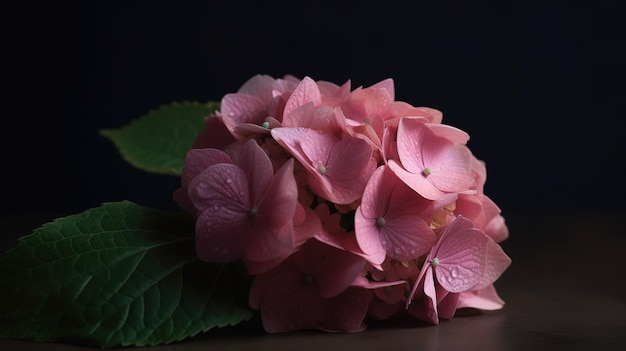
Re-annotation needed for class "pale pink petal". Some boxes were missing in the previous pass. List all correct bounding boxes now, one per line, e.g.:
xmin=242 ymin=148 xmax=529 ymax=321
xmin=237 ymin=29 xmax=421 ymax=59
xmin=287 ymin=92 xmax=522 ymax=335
xmin=434 ymin=226 xmax=488 ymax=293
xmin=298 ymin=130 xmax=335 ymax=170
xmin=485 ymin=215 xmax=509 ymax=243
xmin=283 ymin=76 xmax=322 ymax=117
xmin=340 ymin=87 xmax=391 ymax=123
xmin=283 ymin=104 xmax=347 ymax=135
xmin=220 ymin=93 xmax=267 ymax=131
xmin=424 ymin=143 xmax=474 ymax=193
xmin=369 ymin=78 xmax=395 ymax=100
xmin=379 ymin=215 xmax=435 ymax=261
xmin=354 ymin=207 xmax=386 ymax=264
xmin=470 ymin=237 xmax=511 ymax=291
xmin=396 ymin=118 xmax=431 ymax=173
xmin=388 ymin=160 xmax=442 ymax=200
xmin=236 ymin=74 xmax=276 ymax=102
xmin=428 ymin=124 xmax=470 ymax=144
xmin=457 ymin=284 xmax=506 ymax=311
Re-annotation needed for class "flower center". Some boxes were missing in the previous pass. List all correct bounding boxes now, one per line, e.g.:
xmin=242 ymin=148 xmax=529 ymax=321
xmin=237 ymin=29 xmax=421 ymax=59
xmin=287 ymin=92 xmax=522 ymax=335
xmin=431 ymin=257 xmax=439 ymax=267
xmin=376 ymin=216 xmax=386 ymax=227
xmin=249 ymin=207 xmax=258 ymax=216
xmin=261 ymin=121 xmax=270 ymax=129
xmin=303 ymin=274 xmax=314 ymax=285
xmin=422 ymin=168 xmax=431 ymax=177
xmin=318 ymin=165 xmax=327 ymax=174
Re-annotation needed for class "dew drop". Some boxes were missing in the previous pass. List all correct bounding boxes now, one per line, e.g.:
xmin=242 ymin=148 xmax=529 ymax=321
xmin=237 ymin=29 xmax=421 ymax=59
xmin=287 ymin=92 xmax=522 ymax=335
xmin=198 ymin=181 xmax=209 ymax=188
xmin=451 ymin=267 xmax=458 ymax=278
xmin=226 ymin=178 xmax=232 ymax=184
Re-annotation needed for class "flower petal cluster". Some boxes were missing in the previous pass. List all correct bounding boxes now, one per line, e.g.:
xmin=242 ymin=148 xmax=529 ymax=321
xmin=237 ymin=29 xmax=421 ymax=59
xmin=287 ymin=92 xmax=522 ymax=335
xmin=174 ymin=74 xmax=511 ymax=332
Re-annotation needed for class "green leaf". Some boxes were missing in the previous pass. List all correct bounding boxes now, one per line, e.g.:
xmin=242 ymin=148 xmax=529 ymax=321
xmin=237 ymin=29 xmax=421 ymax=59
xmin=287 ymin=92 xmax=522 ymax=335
xmin=0 ymin=201 xmax=253 ymax=348
xmin=100 ymin=101 xmax=220 ymax=176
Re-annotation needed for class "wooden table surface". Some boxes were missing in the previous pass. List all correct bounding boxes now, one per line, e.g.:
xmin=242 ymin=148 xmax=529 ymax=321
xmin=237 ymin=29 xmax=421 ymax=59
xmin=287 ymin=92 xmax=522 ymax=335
xmin=1 ymin=212 xmax=625 ymax=350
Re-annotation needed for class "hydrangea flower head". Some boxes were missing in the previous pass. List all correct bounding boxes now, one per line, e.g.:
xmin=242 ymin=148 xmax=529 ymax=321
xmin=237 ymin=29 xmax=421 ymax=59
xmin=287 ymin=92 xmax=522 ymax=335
xmin=176 ymin=74 xmax=511 ymax=333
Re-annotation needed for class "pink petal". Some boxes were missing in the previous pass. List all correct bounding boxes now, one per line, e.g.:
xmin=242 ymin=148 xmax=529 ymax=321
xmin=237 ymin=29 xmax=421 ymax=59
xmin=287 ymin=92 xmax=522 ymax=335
xmin=457 ymin=284 xmax=506 ymax=311
xmin=434 ymin=226 xmax=488 ymax=293
xmin=220 ymin=93 xmax=267 ymax=128
xmin=428 ymin=123 xmax=470 ymax=144
xmin=315 ymin=244 xmax=366 ymax=298
xmin=187 ymin=164 xmax=249 ymax=212
xmin=236 ymin=74 xmax=276 ymax=103
xmin=470 ymin=236 xmax=511 ymax=291
xmin=354 ymin=208 xmax=386 ymax=264
xmin=245 ymin=221 xmax=295 ymax=263
xmin=319 ymin=287 xmax=373 ymax=332
xmin=283 ymin=76 xmax=322 ymax=117
xmin=369 ymin=78 xmax=395 ymax=100
xmin=411 ymin=266 xmax=439 ymax=324
xmin=485 ymin=215 xmax=509 ymax=243
xmin=256 ymin=158 xmax=297 ymax=225
xmin=424 ymin=143 xmax=474 ymax=193
xmin=388 ymin=160 xmax=442 ymax=200
xmin=379 ymin=214 xmax=435 ymax=261
xmin=436 ymin=290 xmax=459 ymax=319
xmin=237 ymin=140 xmax=275 ymax=201
xmin=191 ymin=115 xmax=237 ymax=149
xmin=258 ymin=271 xmax=326 ymax=333
xmin=195 ymin=204 xmax=249 ymax=262
xmin=181 ymin=148 xmax=232 ymax=186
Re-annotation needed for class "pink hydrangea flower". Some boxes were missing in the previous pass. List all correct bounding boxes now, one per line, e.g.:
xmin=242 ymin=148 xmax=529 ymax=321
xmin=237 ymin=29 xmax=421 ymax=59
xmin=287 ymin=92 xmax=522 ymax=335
xmin=388 ymin=117 xmax=475 ymax=200
xmin=249 ymin=239 xmax=372 ymax=332
xmin=354 ymin=165 xmax=436 ymax=265
xmin=271 ymin=127 xmax=376 ymax=205
xmin=406 ymin=216 xmax=511 ymax=323
xmin=176 ymin=74 xmax=511 ymax=333
xmin=217 ymin=74 xmax=300 ymax=140
xmin=186 ymin=139 xmax=298 ymax=271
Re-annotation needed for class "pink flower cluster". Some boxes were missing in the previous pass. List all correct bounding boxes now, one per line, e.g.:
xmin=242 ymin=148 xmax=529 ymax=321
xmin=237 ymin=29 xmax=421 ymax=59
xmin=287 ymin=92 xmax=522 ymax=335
xmin=173 ymin=74 xmax=511 ymax=332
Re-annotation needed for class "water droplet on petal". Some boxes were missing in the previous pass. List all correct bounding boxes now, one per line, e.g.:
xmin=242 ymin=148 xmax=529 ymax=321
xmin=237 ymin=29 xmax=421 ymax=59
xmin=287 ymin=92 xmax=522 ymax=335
xmin=225 ymin=178 xmax=232 ymax=184
xmin=451 ymin=267 xmax=458 ymax=278
xmin=198 ymin=181 xmax=209 ymax=188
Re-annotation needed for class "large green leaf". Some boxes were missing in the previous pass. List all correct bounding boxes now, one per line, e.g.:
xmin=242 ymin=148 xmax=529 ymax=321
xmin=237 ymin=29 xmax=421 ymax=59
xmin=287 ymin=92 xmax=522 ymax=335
xmin=0 ymin=201 xmax=253 ymax=348
xmin=101 ymin=101 xmax=220 ymax=176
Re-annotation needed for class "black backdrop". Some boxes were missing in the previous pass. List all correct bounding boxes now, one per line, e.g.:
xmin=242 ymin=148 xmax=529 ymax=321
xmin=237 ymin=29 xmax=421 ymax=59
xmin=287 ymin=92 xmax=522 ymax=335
xmin=3 ymin=1 xmax=625 ymax=217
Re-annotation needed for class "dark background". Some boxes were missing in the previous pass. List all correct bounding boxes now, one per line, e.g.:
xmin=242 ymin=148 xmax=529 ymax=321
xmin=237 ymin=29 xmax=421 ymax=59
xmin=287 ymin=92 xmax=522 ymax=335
xmin=3 ymin=0 xmax=625 ymax=219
